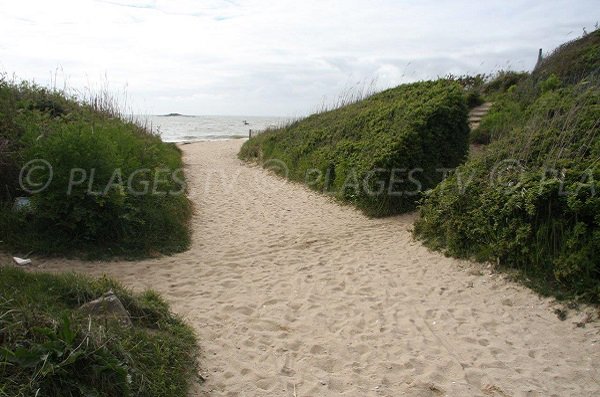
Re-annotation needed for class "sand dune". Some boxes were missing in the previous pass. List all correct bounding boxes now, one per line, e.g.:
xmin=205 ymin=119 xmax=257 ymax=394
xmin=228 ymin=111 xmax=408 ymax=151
xmin=28 ymin=140 xmax=600 ymax=396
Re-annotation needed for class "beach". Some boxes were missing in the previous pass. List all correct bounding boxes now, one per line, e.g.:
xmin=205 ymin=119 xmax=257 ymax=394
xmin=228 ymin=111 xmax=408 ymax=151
xmin=23 ymin=139 xmax=600 ymax=396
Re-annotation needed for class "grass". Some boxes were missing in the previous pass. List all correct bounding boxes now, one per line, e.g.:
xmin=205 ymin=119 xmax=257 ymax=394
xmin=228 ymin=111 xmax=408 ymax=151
xmin=533 ymin=28 xmax=600 ymax=84
xmin=415 ymin=30 xmax=600 ymax=303
xmin=0 ymin=76 xmax=192 ymax=258
xmin=240 ymin=79 xmax=470 ymax=216
xmin=0 ymin=265 xmax=200 ymax=396
xmin=0 ymin=77 xmax=200 ymax=396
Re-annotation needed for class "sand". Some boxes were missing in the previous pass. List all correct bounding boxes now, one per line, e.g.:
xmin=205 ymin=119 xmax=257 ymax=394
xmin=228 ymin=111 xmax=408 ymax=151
xmin=18 ymin=140 xmax=600 ymax=396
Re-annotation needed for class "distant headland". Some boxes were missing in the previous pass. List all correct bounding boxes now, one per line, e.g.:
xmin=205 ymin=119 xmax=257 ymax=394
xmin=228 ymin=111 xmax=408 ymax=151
xmin=160 ymin=112 xmax=187 ymax=117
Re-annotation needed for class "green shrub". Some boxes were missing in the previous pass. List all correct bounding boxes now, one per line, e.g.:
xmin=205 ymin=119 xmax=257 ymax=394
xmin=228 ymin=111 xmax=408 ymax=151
xmin=483 ymin=70 xmax=529 ymax=96
xmin=415 ymin=81 xmax=600 ymax=302
xmin=0 ymin=79 xmax=26 ymax=202
xmin=471 ymin=72 xmax=565 ymax=145
xmin=240 ymin=80 xmax=470 ymax=216
xmin=466 ymin=91 xmax=484 ymax=108
xmin=0 ymin=266 xmax=200 ymax=396
xmin=470 ymin=97 xmax=525 ymax=144
xmin=0 ymin=78 xmax=191 ymax=258
xmin=540 ymin=74 xmax=562 ymax=93
xmin=469 ymin=127 xmax=491 ymax=145
xmin=448 ymin=74 xmax=486 ymax=108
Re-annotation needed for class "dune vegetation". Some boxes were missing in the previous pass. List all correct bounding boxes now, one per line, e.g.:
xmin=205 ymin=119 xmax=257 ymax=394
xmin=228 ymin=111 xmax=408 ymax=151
xmin=415 ymin=29 xmax=600 ymax=302
xmin=0 ymin=266 xmax=199 ymax=397
xmin=240 ymin=80 xmax=470 ymax=216
xmin=0 ymin=77 xmax=192 ymax=258
xmin=240 ymin=30 xmax=600 ymax=302
xmin=0 ymin=78 xmax=199 ymax=396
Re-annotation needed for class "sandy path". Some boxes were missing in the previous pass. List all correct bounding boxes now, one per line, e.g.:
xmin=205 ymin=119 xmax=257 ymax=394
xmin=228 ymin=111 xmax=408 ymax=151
xmin=29 ymin=140 xmax=600 ymax=396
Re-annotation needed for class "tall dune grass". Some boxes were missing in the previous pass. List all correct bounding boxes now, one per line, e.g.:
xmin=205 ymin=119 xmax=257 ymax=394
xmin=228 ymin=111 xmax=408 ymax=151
xmin=0 ymin=75 xmax=192 ymax=258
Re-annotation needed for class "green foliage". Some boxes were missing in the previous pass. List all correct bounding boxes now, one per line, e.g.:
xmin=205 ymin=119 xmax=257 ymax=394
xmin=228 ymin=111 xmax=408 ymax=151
xmin=483 ymin=70 xmax=529 ymax=96
xmin=448 ymin=74 xmax=486 ymax=108
xmin=0 ymin=266 xmax=199 ymax=396
xmin=419 ymin=31 xmax=600 ymax=300
xmin=0 ymin=77 xmax=191 ymax=258
xmin=466 ymin=91 xmax=484 ymax=108
xmin=540 ymin=74 xmax=562 ymax=93
xmin=470 ymin=94 xmax=526 ymax=144
xmin=472 ymin=70 xmax=573 ymax=146
xmin=533 ymin=29 xmax=600 ymax=84
xmin=469 ymin=128 xmax=491 ymax=145
xmin=469 ymin=71 xmax=531 ymax=145
xmin=240 ymin=80 xmax=470 ymax=216
xmin=416 ymin=76 xmax=600 ymax=302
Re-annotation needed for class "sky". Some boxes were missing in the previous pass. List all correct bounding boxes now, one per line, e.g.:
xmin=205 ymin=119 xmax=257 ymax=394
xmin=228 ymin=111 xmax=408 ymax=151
xmin=0 ymin=0 xmax=597 ymax=116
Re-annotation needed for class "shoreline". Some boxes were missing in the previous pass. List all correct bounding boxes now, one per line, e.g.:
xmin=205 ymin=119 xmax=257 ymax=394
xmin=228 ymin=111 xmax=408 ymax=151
xmin=172 ymin=136 xmax=248 ymax=145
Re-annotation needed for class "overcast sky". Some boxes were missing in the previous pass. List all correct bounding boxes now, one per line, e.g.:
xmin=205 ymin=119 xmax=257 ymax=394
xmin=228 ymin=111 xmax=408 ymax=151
xmin=0 ymin=1 xmax=597 ymax=116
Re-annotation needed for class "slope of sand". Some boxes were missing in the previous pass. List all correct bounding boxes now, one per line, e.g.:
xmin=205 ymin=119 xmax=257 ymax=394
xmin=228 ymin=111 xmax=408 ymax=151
xmin=23 ymin=140 xmax=600 ymax=396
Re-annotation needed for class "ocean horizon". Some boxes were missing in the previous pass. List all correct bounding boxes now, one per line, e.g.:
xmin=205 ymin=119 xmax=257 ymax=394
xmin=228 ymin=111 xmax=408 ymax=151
xmin=143 ymin=114 xmax=288 ymax=143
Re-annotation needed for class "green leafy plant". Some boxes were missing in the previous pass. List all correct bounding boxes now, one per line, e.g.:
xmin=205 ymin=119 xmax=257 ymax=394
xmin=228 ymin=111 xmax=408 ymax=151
xmin=540 ymin=74 xmax=562 ymax=93
xmin=0 ymin=77 xmax=191 ymax=258
xmin=415 ymin=33 xmax=600 ymax=302
xmin=0 ymin=266 xmax=200 ymax=397
xmin=240 ymin=80 xmax=470 ymax=216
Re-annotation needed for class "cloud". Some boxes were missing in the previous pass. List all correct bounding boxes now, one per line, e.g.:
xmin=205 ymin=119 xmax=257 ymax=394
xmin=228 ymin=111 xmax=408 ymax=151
xmin=0 ymin=0 xmax=597 ymax=115
xmin=95 ymin=0 xmax=157 ymax=9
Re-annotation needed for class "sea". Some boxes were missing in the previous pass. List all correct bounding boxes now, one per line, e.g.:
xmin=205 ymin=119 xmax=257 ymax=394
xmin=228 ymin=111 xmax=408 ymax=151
xmin=143 ymin=115 xmax=288 ymax=143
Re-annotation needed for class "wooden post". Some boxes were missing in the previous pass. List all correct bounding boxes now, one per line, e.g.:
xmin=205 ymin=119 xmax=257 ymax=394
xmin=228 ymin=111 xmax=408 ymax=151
xmin=534 ymin=48 xmax=543 ymax=70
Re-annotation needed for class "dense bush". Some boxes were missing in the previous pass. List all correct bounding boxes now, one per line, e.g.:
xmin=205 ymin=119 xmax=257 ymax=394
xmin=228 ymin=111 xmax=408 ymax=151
xmin=471 ymin=70 xmax=572 ymax=146
xmin=483 ymin=70 xmax=529 ymax=96
xmin=470 ymin=87 xmax=528 ymax=144
xmin=448 ymin=74 xmax=486 ymax=108
xmin=240 ymin=80 xmax=470 ymax=216
xmin=0 ymin=266 xmax=200 ymax=396
xmin=466 ymin=91 xmax=485 ymax=108
xmin=0 ymin=78 xmax=191 ymax=257
xmin=415 ymin=75 xmax=600 ymax=300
